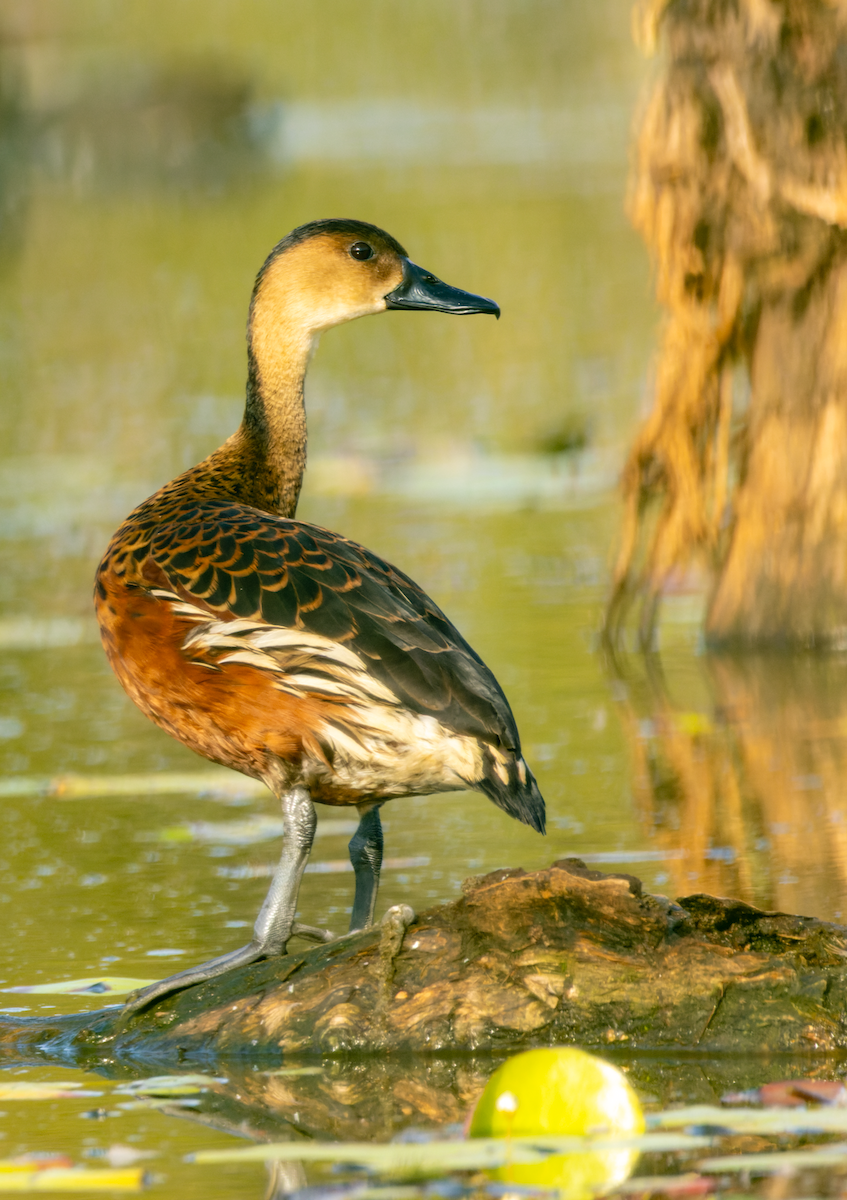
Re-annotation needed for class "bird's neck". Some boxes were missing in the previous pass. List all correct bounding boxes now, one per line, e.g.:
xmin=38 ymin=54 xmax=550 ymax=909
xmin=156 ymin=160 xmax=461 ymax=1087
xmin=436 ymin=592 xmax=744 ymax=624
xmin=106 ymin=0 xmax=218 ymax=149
xmin=197 ymin=324 xmax=314 ymax=518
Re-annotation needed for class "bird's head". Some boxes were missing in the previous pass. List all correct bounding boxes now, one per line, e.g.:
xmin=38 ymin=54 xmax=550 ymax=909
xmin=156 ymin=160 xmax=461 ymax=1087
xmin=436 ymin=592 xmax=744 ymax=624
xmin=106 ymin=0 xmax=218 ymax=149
xmin=249 ymin=218 xmax=499 ymax=350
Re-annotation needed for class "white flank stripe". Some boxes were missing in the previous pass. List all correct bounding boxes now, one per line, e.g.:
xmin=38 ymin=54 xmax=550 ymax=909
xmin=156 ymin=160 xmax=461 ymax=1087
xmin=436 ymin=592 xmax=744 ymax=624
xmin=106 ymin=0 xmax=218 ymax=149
xmin=217 ymin=649 xmax=283 ymax=671
xmin=174 ymin=604 xmax=400 ymax=706
xmin=152 ymin=589 xmax=483 ymax=797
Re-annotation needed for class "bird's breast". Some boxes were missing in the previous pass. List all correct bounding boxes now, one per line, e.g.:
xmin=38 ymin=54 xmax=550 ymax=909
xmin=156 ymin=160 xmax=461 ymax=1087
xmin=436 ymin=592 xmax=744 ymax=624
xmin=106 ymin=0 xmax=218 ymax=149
xmin=94 ymin=562 xmax=324 ymax=782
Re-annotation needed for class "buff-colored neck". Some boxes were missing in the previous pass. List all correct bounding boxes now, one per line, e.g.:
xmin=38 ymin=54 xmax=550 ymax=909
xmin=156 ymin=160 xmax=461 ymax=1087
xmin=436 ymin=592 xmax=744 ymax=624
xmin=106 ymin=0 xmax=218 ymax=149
xmin=187 ymin=299 xmax=315 ymax=518
xmin=235 ymin=325 xmax=313 ymax=517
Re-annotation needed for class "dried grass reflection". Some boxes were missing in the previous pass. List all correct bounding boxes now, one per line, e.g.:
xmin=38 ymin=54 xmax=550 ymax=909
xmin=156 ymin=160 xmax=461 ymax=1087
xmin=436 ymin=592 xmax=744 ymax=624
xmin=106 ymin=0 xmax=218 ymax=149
xmin=611 ymin=649 xmax=847 ymax=919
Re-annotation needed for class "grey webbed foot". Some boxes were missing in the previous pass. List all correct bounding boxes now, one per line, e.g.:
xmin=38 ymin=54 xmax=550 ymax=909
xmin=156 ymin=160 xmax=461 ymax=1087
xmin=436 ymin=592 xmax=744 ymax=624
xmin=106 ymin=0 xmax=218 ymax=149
xmin=123 ymin=785 xmax=323 ymax=1016
xmin=121 ymin=921 xmax=336 ymax=1017
xmin=122 ymin=940 xmax=269 ymax=1016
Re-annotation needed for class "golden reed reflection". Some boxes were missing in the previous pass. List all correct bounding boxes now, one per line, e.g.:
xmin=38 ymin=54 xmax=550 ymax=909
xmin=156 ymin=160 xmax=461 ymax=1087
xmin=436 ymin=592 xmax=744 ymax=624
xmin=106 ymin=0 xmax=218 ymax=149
xmin=610 ymin=651 xmax=847 ymax=921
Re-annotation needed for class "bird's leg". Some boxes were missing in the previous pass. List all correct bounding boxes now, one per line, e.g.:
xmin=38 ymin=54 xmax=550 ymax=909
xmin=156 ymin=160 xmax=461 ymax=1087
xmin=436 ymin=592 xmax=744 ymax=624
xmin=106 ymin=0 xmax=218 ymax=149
xmin=251 ymin=785 xmax=318 ymax=951
xmin=348 ymin=801 xmax=384 ymax=932
xmin=123 ymin=786 xmax=323 ymax=1016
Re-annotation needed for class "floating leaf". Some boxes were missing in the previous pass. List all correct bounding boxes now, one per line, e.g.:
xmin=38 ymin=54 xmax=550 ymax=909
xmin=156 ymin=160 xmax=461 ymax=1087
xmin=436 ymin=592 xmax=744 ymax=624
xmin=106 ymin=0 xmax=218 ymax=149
xmin=81 ymin=1149 xmax=157 ymax=1169
xmin=287 ymin=1189 xmax=421 ymax=1200
xmin=721 ymin=1080 xmax=847 ymax=1108
xmin=611 ymin=1173 xmax=715 ymax=1195
xmin=651 ymin=1104 xmax=847 ymax=1135
xmin=192 ymin=1141 xmax=549 ymax=1175
xmin=355 ymin=1190 xmax=421 ymax=1200
xmin=0 ymin=1166 xmax=146 ymax=1190
xmin=699 ymin=1143 xmax=847 ymax=1172
xmin=159 ymin=815 xmax=284 ymax=845
xmin=218 ymin=856 xmax=429 ymax=880
xmin=305 ymin=857 xmax=428 ymax=876
xmin=0 ymin=1083 xmax=103 ymax=1101
xmin=2 ymin=978 xmax=155 ymax=996
xmin=116 ymin=1099 xmax=200 ymax=1111
xmin=158 ymin=816 xmax=358 ymax=845
xmin=280 ymin=1186 xmax=369 ymax=1200
xmin=262 ymin=1067 xmax=325 ymax=1078
xmin=0 ymin=1157 xmax=74 ymax=1173
xmin=188 ymin=1133 xmax=709 ymax=1173
xmin=0 ymin=770 xmax=265 ymax=802
xmin=115 ymin=1074 xmax=225 ymax=1097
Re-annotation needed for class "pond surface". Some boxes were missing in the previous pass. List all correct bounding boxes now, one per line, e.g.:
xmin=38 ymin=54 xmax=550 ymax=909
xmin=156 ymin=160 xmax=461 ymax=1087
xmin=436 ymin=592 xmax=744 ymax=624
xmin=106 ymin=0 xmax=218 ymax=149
xmin=2 ymin=1 xmax=847 ymax=1195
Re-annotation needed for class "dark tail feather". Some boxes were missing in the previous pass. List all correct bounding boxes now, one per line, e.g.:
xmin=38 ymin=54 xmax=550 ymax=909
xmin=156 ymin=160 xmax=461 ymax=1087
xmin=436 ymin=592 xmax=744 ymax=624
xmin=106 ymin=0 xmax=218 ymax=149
xmin=476 ymin=746 xmax=546 ymax=834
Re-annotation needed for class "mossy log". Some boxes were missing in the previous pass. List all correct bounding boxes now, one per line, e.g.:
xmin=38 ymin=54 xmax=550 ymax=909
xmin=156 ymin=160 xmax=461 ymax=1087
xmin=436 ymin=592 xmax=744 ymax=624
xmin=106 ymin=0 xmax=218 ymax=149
xmin=3 ymin=859 xmax=847 ymax=1065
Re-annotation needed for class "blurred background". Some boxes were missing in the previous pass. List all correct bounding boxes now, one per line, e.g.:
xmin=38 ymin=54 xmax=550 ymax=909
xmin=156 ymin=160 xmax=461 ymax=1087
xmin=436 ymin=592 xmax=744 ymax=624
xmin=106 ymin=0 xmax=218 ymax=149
xmin=1 ymin=0 xmax=845 ymax=1029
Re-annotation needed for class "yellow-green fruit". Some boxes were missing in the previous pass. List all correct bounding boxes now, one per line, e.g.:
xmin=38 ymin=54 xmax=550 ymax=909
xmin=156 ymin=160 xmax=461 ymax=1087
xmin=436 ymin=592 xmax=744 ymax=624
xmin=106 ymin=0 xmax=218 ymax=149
xmin=468 ymin=1048 xmax=644 ymax=1199
xmin=469 ymin=1047 xmax=644 ymax=1138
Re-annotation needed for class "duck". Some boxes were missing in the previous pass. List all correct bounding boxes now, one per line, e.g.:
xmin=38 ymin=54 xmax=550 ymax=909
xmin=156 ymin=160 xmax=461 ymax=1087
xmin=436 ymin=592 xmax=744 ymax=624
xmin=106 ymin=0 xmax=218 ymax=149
xmin=95 ymin=218 xmax=546 ymax=1014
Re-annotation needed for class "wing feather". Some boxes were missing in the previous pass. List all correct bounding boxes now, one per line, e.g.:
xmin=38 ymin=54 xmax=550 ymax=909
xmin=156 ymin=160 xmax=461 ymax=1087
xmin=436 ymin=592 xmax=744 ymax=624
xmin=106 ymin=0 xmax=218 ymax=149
xmin=147 ymin=502 xmax=520 ymax=751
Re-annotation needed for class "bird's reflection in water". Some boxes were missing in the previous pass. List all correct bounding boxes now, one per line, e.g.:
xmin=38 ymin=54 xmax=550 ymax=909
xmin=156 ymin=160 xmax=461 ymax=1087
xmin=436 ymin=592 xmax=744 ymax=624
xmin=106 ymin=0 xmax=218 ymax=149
xmin=265 ymin=1159 xmax=307 ymax=1200
xmin=610 ymin=649 xmax=847 ymax=922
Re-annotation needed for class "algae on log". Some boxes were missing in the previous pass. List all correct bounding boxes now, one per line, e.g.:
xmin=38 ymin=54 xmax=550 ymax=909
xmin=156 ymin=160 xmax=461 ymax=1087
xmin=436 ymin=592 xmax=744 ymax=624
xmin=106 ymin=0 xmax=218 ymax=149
xmin=4 ymin=859 xmax=847 ymax=1061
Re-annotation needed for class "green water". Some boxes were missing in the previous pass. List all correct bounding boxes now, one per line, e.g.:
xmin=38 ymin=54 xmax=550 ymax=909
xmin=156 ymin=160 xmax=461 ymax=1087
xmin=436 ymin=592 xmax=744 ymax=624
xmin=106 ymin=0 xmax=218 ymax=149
xmin=2 ymin=2 xmax=847 ymax=1195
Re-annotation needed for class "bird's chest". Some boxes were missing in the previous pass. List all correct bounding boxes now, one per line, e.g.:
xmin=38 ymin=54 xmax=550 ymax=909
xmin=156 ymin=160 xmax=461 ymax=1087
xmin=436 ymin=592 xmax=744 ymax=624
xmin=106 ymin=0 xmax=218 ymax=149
xmin=93 ymin=560 xmax=311 ymax=781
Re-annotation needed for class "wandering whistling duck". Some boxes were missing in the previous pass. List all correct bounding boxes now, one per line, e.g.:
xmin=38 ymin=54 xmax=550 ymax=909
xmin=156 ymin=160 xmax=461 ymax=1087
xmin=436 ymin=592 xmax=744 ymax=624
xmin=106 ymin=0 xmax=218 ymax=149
xmin=95 ymin=219 xmax=546 ymax=1013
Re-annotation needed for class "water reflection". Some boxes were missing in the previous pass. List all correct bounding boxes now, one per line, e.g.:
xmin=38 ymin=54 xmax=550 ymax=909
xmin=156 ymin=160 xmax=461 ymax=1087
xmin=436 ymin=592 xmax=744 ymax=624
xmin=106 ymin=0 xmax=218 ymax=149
xmin=612 ymin=648 xmax=847 ymax=921
xmin=0 ymin=1050 xmax=844 ymax=1200
xmin=265 ymin=1161 xmax=306 ymax=1200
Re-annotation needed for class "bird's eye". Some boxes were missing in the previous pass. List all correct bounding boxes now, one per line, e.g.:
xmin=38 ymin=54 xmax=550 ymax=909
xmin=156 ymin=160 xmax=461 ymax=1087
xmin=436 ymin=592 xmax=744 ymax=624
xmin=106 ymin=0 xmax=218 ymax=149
xmin=349 ymin=242 xmax=374 ymax=261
